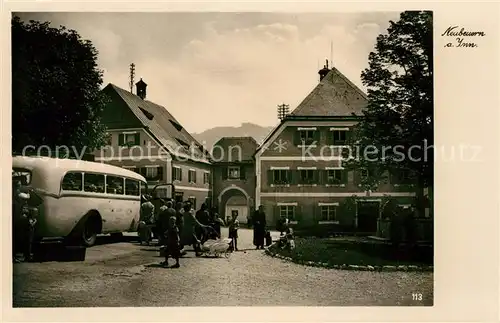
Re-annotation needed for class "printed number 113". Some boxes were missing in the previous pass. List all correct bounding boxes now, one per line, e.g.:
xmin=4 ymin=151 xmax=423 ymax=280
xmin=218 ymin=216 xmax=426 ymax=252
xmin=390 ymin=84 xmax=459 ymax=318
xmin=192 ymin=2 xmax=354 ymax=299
xmin=412 ymin=293 xmax=423 ymax=301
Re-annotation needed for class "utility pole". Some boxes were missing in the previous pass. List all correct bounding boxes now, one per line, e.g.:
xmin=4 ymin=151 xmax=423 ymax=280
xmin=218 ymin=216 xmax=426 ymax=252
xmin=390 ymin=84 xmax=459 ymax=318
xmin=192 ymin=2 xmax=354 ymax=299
xmin=277 ymin=103 xmax=290 ymax=121
xmin=129 ymin=63 xmax=135 ymax=93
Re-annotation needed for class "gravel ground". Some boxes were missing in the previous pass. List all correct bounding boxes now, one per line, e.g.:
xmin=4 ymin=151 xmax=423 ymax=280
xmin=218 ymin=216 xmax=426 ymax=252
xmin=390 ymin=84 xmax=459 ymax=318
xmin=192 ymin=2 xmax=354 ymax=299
xmin=13 ymin=229 xmax=433 ymax=307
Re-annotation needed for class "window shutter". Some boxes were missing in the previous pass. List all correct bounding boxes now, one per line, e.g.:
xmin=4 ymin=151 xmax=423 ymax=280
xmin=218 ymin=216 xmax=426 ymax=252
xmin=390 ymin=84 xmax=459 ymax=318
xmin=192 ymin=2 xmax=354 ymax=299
xmin=267 ymin=169 xmax=274 ymax=185
xmin=342 ymin=169 xmax=348 ymax=185
xmin=313 ymin=169 xmax=319 ymax=184
xmin=293 ymin=129 xmax=301 ymax=145
xmin=295 ymin=169 xmax=302 ymax=184
xmin=222 ymin=167 xmax=228 ymax=180
xmin=119 ymin=134 xmax=124 ymax=146
xmin=327 ymin=131 xmax=333 ymax=146
xmin=135 ymin=133 xmax=140 ymax=146
xmin=179 ymin=168 xmax=183 ymax=181
xmin=296 ymin=205 xmax=303 ymax=223
xmin=157 ymin=166 xmax=163 ymax=180
xmin=345 ymin=129 xmax=352 ymax=145
xmin=273 ymin=204 xmax=279 ymax=225
xmin=314 ymin=130 xmax=320 ymax=144
xmin=354 ymin=170 xmax=361 ymax=185
xmin=240 ymin=165 xmax=246 ymax=180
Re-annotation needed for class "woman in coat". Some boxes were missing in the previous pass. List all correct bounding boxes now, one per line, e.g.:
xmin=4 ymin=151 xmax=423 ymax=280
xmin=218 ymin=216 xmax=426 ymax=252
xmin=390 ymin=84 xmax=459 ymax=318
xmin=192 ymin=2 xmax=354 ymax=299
xmin=252 ymin=205 xmax=267 ymax=249
xmin=180 ymin=202 xmax=206 ymax=257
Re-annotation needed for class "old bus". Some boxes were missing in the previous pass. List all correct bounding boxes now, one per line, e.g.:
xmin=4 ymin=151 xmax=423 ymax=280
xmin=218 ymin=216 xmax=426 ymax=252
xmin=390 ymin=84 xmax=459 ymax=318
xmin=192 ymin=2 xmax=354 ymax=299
xmin=12 ymin=156 xmax=147 ymax=247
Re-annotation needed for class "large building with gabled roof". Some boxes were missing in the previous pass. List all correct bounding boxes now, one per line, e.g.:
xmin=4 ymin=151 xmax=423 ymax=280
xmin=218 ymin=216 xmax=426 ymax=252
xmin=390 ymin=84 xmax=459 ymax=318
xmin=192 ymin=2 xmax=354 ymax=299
xmin=254 ymin=61 xmax=416 ymax=234
xmin=94 ymin=80 xmax=212 ymax=209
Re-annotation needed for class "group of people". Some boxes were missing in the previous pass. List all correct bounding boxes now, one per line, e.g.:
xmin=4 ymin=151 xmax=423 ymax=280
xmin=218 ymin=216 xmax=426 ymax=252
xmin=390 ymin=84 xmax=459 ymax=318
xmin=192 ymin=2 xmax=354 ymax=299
xmin=139 ymin=199 xmax=273 ymax=268
xmin=139 ymin=198 xmax=240 ymax=268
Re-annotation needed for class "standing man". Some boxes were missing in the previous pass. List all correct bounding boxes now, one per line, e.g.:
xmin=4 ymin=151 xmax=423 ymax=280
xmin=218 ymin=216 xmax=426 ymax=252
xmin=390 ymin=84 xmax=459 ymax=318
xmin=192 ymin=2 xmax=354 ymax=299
xmin=253 ymin=205 xmax=267 ymax=249
xmin=139 ymin=195 xmax=155 ymax=245
xmin=12 ymin=178 xmax=37 ymax=262
xmin=196 ymin=203 xmax=210 ymax=226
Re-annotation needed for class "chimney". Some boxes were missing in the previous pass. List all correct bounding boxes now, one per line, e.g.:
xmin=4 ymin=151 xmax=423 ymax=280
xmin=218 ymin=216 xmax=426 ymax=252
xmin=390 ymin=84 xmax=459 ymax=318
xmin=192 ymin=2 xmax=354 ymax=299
xmin=318 ymin=58 xmax=330 ymax=81
xmin=135 ymin=78 xmax=147 ymax=100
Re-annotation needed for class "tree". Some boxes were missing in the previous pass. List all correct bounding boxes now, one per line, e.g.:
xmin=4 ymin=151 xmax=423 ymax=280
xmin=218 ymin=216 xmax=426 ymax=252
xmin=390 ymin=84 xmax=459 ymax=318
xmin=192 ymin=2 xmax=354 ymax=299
xmin=12 ymin=16 xmax=108 ymax=156
xmin=344 ymin=11 xmax=433 ymax=213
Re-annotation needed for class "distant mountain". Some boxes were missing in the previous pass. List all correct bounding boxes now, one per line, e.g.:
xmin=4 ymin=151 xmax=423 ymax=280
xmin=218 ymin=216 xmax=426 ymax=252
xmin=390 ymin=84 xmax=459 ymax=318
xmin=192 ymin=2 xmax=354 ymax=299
xmin=192 ymin=122 xmax=275 ymax=149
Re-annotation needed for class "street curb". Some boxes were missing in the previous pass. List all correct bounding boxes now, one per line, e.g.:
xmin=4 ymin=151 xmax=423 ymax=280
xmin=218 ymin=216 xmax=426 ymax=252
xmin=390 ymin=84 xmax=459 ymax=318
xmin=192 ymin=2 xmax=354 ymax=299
xmin=264 ymin=244 xmax=433 ymax=272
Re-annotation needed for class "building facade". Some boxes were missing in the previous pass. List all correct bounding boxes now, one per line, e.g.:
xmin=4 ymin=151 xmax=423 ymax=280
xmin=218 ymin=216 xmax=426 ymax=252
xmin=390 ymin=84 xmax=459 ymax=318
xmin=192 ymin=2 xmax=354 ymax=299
xmin=211 ymin=137 xmax=257 ymax=224
xmin=94 ymin=80 xmax=212 ymax=207
xmin=254 ymin=63 xmax=416 ymax=234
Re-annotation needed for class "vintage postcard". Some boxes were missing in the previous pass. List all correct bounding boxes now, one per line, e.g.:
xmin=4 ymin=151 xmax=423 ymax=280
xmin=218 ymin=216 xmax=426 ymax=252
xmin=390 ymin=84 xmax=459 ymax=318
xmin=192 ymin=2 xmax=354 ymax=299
xmin=2 ymin=1 xmax=499 ymax=322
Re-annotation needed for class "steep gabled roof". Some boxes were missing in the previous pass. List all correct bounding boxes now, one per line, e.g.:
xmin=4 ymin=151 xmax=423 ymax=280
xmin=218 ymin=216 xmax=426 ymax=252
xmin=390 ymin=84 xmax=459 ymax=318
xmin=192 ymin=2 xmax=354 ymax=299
xmin=212 ymin=136 xmax=258 ymax=163
xmin=103 ymin=83 xmax=209 ymax=163
xmin=289 ymin=67 xmax=368 ymax=117
xmin=255 ymin=66 xmax=367 ymax=155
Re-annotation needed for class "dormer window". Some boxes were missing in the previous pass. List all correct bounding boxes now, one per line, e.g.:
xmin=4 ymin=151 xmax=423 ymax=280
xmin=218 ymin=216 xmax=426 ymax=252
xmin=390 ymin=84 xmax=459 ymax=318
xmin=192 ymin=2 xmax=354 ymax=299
xmin=175 ymin=138 xmax=190 ymax=149
xmin=169 ymin=119 xmax=183 ymax=132
xmin=139 ymin=107 xmax=154 ymax=120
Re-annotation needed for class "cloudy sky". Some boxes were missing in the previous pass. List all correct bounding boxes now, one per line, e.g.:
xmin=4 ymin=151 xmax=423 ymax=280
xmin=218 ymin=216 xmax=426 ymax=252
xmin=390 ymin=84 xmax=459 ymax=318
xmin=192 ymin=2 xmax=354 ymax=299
xmin=16 ymin=12 xmax=401 ymax=133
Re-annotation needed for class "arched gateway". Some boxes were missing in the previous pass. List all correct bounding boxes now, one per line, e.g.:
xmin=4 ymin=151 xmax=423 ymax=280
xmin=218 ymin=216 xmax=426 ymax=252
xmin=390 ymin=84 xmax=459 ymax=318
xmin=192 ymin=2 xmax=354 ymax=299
xmin=217 ymin=186 xmax=253 ymax=225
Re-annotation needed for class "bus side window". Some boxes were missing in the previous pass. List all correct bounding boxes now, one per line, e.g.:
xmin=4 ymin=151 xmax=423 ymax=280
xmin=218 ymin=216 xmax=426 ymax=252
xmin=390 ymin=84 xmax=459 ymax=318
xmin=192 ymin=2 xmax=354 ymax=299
xmin=125 ymin=179 xmax=140 ymax=196
xmin=84 ymin=173 xmax=106 ymax=193
xmin=107 ymin=176 xmax=125 ymax=195
xmin=61 ymin=172 xmax=83 ymax=191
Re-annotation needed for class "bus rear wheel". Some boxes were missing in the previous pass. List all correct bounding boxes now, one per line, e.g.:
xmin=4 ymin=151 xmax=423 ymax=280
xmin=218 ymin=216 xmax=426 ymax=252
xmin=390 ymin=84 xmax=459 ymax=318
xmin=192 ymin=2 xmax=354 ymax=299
xmin=82 ymin=220 xmax=97 ymax=247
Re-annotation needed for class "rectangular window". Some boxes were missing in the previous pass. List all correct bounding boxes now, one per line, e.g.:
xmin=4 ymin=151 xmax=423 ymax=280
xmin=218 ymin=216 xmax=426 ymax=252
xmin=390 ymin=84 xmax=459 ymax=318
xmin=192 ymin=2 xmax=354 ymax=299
xmin=61 ymin=172 xmax=83 ymax=191
xmin=188 ymin=170 xmax=197 ymax=183
xmin=228 ymin=166 xmax=240 ymax=179
xmin=125 ymin=179 xmax=140 ymax=196
xmin=299 ymin=169 xmax=316 ymax=184
xmin=320 ymin=205 xmax=337 ymax=221
xmin=106 ymin=176 xmax=124 ymax=195
xmin=119 ymin=132 xmax=140 ymax=147
xmin=299 ymin=130 xmax=315 ymax=145
xmin=326 ymin=169 xmax=343 ymax=184
xmin=272 ymin=169 xmax=290 ymax=185
xmin=332 ymin=130 xmax=347 ymax=145
xmin=173 ymin=166 xmax=182 ymax=181
xmin=83 ymin=173 xmax=105 ymax=193
xmin=203 ymin=172 xmax=210 ymax=184
xmin=279 ymin=205 xmax=296 ymax=221
xmin=146 ymin=167 xmax=158 ymax=179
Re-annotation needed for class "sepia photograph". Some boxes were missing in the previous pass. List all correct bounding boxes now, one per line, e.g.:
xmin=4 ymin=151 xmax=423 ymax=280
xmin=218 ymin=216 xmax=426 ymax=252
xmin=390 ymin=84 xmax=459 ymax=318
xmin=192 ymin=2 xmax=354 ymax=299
xmin=11 ymin=10 xmax=434 ymax=307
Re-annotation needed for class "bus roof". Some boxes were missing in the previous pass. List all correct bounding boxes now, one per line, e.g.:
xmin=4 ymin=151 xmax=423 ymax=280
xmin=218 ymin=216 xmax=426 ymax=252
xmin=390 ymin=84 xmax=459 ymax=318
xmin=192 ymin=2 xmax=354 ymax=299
xmin=13 ymin=156 xmax=147 ymax=193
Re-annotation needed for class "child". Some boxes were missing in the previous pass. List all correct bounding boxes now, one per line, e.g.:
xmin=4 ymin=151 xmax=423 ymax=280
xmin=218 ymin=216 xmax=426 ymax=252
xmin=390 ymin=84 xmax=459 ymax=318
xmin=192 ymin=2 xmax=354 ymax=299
xmin=161 ymin=216 xmax=181 ymax=268
xmin=228 ymin=215 xmax=239 ymax=252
